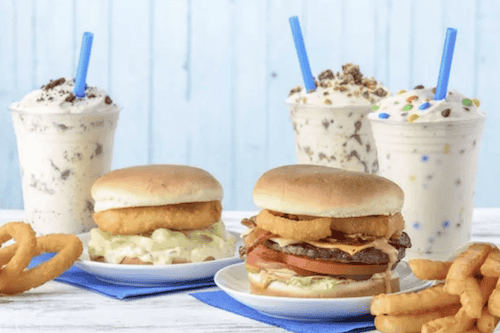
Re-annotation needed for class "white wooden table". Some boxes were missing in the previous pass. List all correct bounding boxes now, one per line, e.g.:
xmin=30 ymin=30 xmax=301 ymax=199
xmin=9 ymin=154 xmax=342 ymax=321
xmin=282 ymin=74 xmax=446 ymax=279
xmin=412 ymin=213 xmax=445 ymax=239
xmin=1 ymin=209 xmax=499 ymax=333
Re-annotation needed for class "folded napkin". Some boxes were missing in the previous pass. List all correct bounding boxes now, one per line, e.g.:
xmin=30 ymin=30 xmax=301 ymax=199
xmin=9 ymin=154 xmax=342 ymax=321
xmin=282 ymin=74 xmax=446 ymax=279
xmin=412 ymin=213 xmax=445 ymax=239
xmin=190 ymin=290 xmax=376 ymax=333
xmin=29 ymin=253 xmax=216 ymax=299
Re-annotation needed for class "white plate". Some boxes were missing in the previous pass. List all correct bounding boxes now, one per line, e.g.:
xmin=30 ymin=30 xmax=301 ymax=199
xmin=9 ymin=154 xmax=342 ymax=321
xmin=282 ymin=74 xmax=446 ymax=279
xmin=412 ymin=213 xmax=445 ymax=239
xmin=74 ymin=231 xmax=243 ymax=286
xmin=215 ymin=261 xmax=433 ymax=321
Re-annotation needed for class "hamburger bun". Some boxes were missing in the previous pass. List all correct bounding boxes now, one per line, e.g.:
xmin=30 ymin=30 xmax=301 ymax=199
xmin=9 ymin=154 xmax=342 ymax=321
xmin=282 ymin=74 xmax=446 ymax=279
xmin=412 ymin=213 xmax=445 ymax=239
xmin=92 ymin=164 xmax=223 ymax=212
xmin=247 ymin=267 xmax=400 ymax=298
xmin=253 ymin=164 xmax=404 ymax=218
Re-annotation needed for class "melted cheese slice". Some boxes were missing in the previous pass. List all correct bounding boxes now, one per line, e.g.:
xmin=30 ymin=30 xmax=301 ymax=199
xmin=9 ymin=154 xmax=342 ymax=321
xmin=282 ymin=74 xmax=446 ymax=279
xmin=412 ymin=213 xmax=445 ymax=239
xmin=268 ymin=237 xmax=376 ymax=256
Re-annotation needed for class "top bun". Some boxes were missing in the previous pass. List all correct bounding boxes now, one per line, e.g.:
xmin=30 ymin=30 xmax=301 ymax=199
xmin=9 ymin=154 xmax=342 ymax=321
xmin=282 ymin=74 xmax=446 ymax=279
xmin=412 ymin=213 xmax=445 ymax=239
xmin=92 ymin=165 xmax=223 ymax=212
xmin=253 ymin=165 xmax=403 ymax=218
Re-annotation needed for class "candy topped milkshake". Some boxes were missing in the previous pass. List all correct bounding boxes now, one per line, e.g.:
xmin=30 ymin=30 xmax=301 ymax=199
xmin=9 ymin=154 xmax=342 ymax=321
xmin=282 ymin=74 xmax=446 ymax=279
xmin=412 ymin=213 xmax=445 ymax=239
xmin=369 ymin=86 xmax=486 ymax=260
xmin=287 ymin=63 xmax=391 ymax=173
xmin=10 ymin=77 xmax=120 ymax=234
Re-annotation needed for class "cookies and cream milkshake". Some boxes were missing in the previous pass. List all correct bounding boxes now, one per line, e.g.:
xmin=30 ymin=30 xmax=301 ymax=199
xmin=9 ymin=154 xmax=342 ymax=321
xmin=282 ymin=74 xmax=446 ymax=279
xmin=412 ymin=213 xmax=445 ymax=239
xmin=287 ymin=63 xmax=391 ymax=173
xmin=369 ymin=86 xmax=486 ymax=260
xmin=10 ymin=77 xmax=120 ymax=235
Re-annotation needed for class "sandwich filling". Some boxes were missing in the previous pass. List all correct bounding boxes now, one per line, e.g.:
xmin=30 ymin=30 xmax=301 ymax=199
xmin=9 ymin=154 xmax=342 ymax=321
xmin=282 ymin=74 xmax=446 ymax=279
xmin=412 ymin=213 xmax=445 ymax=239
xmin=89 ymin=220 xmax=236 ymax=264
xmin=240 ymin=213 xmax=411 ymax=295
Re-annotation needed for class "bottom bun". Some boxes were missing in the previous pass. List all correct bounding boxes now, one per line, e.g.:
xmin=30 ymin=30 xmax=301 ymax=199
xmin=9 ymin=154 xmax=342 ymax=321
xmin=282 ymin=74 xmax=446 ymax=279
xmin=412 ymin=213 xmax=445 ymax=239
xmin=247 ymin=267 xmax=400 ymax=298
xmin=90 ymin=255 xmax=215 ymax=265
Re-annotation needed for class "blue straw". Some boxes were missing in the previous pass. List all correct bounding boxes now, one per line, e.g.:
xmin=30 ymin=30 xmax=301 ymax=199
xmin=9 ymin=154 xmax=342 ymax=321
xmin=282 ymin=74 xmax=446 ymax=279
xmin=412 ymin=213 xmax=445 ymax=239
xmin=434 ymin=28 xmax=457 ymax=100
xmin=74 ymin=32 xmax=94 ymax=98
xmin=289 ymin=16 xmax=316 ymax=92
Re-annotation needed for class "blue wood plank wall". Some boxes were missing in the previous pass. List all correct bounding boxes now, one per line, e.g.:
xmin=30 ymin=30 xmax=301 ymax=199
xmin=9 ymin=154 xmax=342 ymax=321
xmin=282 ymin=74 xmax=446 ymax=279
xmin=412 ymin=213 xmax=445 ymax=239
xmin=0 ymin=0 xmax=498 ymax=211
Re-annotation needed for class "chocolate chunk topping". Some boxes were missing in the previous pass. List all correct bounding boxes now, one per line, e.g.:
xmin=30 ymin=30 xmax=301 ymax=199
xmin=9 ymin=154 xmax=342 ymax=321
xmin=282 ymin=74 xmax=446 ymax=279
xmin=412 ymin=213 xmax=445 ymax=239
xmin=65 ymin=93 xmax=76 ymax=103
xmin=363 ymin=78 xmax=377 ymax=90
xmin=342 ymin=63 xmax=363 ymax=84
xmin=105 ymin=96 xmax=113 ymax=104
xmin=289 ymin=85 xmax=302 ymax=97
xmin=318 ymin=69 xmax=335 ymax=81
xmin=441 ymin=108 xmax=451 ymax=117
xmin=373 ymin=88 xmax=388 ymax=97
xmin=43 ymin=78 xmax=66 ymax=91
xmin=88 ymin=94 xmax=96 ymax=98
xmin=414 ymin=85 xmax=425 ymax=89
xmin=362 ymin=91 xmax=370 ymax=99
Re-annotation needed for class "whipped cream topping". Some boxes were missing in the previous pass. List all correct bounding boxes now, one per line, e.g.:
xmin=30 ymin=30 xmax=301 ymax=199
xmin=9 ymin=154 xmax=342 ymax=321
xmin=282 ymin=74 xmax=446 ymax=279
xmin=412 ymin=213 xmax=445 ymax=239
xmin=10 ymin=77 xmax=118 ymax=114
xmin=368 ymin=86 xmax=485 ymax=123
xmin=286 ymin=63 xmax=391 ymax=107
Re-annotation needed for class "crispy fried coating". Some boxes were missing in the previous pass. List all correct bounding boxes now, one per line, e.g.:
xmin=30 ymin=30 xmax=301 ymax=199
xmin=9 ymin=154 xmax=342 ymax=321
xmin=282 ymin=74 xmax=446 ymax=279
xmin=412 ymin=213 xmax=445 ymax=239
xmin=421 ymin=308 xmax=475 ymax=333
xmin=256 ymin=210 xmax=404 ymax=241
xmin=488 ymin=278 xmax=500 ymax=317
xmin=94 ymin=201 xmax=222 ymax=235
xmin=371 ymin=283 xmax=460 ymax=316
xmin=481 ymin=247 xmax=500 ymax=277
xmin=445 ymin=243 xmax=492 ymax=295
xmin=0 ymin=234 xmax=83 ymax=295
xmin=374 ymin=305 xmax=460 ymax=333
xmin=477 ymin=307 xmax=499 ymax=333
xmin=460 ymin=277 xmax=483 ymax=319
xmin=0 ymin=222 xmax=37 ymax=290
xmin=409 ymin=259 xmax=453 ymax=281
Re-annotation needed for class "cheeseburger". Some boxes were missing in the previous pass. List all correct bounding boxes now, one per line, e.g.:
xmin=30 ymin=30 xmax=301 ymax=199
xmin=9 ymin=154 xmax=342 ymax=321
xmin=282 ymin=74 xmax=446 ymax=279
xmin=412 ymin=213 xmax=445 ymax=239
xmin=88 ymin=165 xmax=236 ymax=265
xmin=240 ymin=165 xmax=411 ymax=298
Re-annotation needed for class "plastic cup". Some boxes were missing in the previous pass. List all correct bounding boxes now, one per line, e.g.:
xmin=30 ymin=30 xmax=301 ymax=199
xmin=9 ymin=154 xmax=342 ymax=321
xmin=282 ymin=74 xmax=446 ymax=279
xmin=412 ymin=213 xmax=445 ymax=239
xmin=288 ymin=103 xmax=379 ymax=174
xmin=10 ymin=107 xmax=120 ymax=235
xmin=369 ymin=116 xmax=486 ymax=260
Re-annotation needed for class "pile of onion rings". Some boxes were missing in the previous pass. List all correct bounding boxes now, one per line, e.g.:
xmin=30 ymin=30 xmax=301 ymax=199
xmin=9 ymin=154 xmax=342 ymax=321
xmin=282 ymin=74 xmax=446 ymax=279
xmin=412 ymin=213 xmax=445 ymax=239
xmin=0 ymin=221 xmax=83 ymax=295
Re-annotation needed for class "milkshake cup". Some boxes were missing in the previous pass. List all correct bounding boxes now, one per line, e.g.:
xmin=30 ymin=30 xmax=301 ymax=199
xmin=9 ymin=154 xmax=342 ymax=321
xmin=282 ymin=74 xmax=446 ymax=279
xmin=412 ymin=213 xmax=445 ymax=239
xmin=369 ymin=87 xmax=486 ymax=260
xmin=287 ymin=64 xmax=391 ymax=173
xmin=10 ymin=77 xmax=120 ymax=235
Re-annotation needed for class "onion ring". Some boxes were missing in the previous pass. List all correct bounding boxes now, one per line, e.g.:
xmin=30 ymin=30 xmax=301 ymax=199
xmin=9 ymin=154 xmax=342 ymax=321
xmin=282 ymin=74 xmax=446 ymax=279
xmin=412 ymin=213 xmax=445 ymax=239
xmin=256 ymin=210 xmax=331 ymax=241
xmin=0 ymin=234 xmax=83 ymax=295
xmin=0 ymin=222 xmax=37 ymax=289
xmin=256 ymin=210 xmax=405 ymax=241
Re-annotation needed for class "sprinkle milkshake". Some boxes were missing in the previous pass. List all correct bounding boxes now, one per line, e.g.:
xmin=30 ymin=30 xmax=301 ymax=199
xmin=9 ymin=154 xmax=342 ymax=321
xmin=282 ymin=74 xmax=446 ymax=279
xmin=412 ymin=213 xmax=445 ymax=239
xmin=369 ymin=86 xmax=486 ymax=260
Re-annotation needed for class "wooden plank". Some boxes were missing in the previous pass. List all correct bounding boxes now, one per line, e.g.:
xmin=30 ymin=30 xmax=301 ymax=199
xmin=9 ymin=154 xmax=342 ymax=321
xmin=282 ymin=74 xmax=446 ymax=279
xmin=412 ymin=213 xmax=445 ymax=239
xmin=74 ymin=0 xmax=111 ymax=91
xmin=150 ymin=0 xmax=190 ymax=165
xmin=188 ymin=0 xmax=234 ymax=208
xmin=109 ymin=0 xmax=151 ymax=168
xmin=475 ymin=0 xmax=499 ymax=207
xmin=0 ymin=0 xmax=15 ymax=92
xmin=266 ymin=0 xmax=304 ymax=169
xmin=373 ymin=0 xmax=390 ymax=84
xmin=13 ymin=0 xmax=36 ymax=93
xmin=232 ymin=0 xmax=267 ymax=210
xmin=442 ymin=0 xmax=477 ymax=97
xmin=411 ymin=0 xmax=443 ymax=89
xmin=341 ymin=0 xmax=376 ymax=76
xmin=386 ymin=0 xmax=412 ymax=91
xmin=305 ymin=0 xmax=343 ymax=74
xmin=0 ymin=0 xmax=22 ymax=208
xmin=34 ymin=0 xmax=74 ymax=86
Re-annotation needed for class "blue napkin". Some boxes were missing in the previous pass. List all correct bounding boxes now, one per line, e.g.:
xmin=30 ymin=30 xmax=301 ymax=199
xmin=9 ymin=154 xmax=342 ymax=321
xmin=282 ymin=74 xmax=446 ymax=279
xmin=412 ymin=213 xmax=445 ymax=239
xmin=190 ymin=290 xmax=376 ymax=333
xmin=29 ymin=253 xmax=216 ymax=299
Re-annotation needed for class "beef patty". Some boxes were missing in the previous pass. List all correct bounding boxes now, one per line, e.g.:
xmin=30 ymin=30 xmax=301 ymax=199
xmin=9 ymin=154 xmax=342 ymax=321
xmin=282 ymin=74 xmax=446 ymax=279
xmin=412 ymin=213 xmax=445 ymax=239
xmin=264 ymin=231 xmax=411 ymax=267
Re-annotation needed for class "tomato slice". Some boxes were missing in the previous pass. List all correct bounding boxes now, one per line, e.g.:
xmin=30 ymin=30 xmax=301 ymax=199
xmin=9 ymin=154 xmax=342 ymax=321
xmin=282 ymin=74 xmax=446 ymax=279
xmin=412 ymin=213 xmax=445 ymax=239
xmin=247 ymin=244 xmax=387 ymax=276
